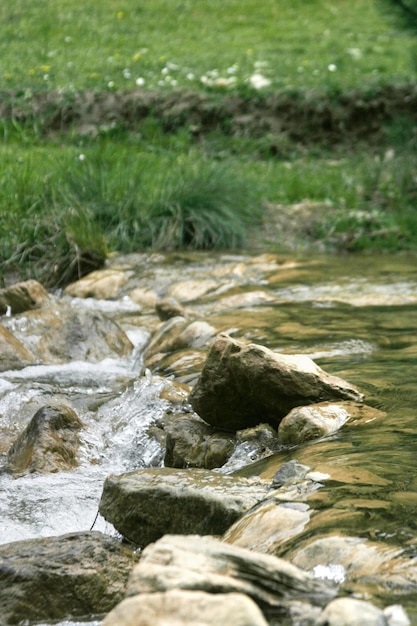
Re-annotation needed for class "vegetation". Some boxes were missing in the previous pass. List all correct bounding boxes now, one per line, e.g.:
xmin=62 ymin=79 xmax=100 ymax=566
xmin=1 ymin=0 xmax=417 ymax=287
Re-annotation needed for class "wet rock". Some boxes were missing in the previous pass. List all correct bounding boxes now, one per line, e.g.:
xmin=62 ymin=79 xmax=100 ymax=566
xmin=0 ymin=279 xmax=49 ymax=315
xmin=189 ymin=334 xmax=363 ymax=431
xmin=102 ymin=590 xmax=269 ymax=626
xmin=167 ymin=278 xmax=218 ymax=303
xmin=316 ymin=598 xmax=387 ymax=626
xmin=164 ymin=416 xmax=235 ymax=469
xmin=155 ymin=296 xmax=188 ymax=320
xmin=64 ymin=268 xmax=128 ymax=299
xmin=37 ymin=306 xmax=133 ymax=363
xmin=223 ymin=501 xmax=311 ymax=554
xmin=147 ymin=348 xmax=207 ymax=384
xmin=278 ymin=402 xmax=353 ymax=445
xmin=0 ymin=324 xmax=36 ymax=372
xmin=145 ymin=317 xmax=216 ymax=362
xmin=271 ymin=459 xmax=311 ymax=488
xmin=0 ymin=531 xmax=134 ymax=625
xmin=126 ymin=534 xmax=337 ymax=617
xmin=6 ymin=404 xmax=84 ymax=476
xmin=99 ymin=467 xmax=269 ymax=547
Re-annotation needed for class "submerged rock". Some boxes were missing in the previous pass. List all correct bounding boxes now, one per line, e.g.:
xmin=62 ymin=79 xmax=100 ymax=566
xmin=0 ymin=531 xmax=134 ymax=625
xmin=103 ymin=590 xmax=269 ymax=626
xmin=189 ymin=334 xmax=363 ymax=431
xmin=278 ymin=401 xmax=352 ymax=444
xmin=125 ymin=534 xmax=337 ymax=617
xmin=99 ymin=467 xmax=269 ymax=547
xmin=0 ymin=324 xmax=36 ymax=372
xmin=0 ymin=279 xmax=49 ymax=315
xmin=6 ymin=404 xmax=84 ymax=476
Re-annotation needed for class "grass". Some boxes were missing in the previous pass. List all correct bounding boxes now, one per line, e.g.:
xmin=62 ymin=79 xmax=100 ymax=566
xmin=1 ymin=0 xmax=417 ymax=287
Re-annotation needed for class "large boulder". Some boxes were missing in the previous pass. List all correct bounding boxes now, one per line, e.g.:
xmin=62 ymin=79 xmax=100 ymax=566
xmin=99 ymin=467 xmax=269 ymax=547
xmin=0 ymin=531 xmax=135 ymax=625
xmin=126 ymin=534 xmax=337 ymax=617
xmin=0 ymin=279 xmax=49 ymax=315
xmin=0 ymin=324 xmax=36 ymax=372
xmin=189 ymin=334 xmax=363 ymax=431
xmin=6 ymin=404 xmax=84 ymax=476
xmin=103 ymin=590 xmax=269 ymax=626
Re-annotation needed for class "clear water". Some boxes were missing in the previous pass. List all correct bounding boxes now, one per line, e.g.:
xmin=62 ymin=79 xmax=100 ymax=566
xmin=2 ymin=251 xmax=417 ymax=623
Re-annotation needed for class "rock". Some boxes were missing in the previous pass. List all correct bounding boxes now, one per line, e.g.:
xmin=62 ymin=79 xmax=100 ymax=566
xmin=102 ymin=590 xmax=269 ymax=626
xmin=145 ymin=317 xmax=216 ymax=362
xmin=99 ymin=467 xmax=269 ymax=546
xmin=271 ymin=459 xmax=310 ymax=487
xmin=0 ymin=324 xmax=36 ymax=372
xmin=316 ymin=598 xmax=387 ymax=626
xmin=155 ymin=297 xmax=188 ymax=320
xmin=6 ymin=404 xmax=84 ymax=476
xmin=126 ymin=534 xmax=337 ymax=616
xmin=223 ymin=501 xmax=311 ymax=554
xmin=278 ymin=402 xmax=353 ymax=445
xmin=189 ymin=334 xmax=363 ymax=431
xmin=0 ymin=279 xmax=49 ymax=315
xmin=37 ymin=307 xmax=133 ymax=362
xmin=0 ymin=531 xmax=134 ymax=625
xmin=164 ymin=416 xmax=235 ymax=469
xmin=167 ymin=279 xmax=218 ymax=303
xmin=64 ymin=268 xmax=128 ymax=299
xmin=146 ymin=348 xmax=207 ymax=384
xmin=287 ymin=534 xmax=417 ymax=598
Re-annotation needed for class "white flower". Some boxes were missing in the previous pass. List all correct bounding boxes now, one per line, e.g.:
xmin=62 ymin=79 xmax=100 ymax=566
xmin=123 ymin=68 xmax=131 ymax=79
xmin=346 ymin=48 xmax=362 ymax=60
xmin=327 ymin=64 xmax=337 ymax=72
xmin=135 ymin=77 xmax=145 ymax=86
xmin=161 ymin=67 xmax=169 ymax=75
xmin=227 ymin=65 xmax=238 ymax=74
xmin=108 ymin=81 xmax=115 ymax=87
xmin=249 ymin=73 xmax=271 ymax=89
xmin=78 ymin=154 xmax=86 ymax=161
xmin=186 ymin=72 xmax=195 ymax=80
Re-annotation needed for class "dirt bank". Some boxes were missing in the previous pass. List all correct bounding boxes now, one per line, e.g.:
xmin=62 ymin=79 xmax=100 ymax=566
xmin=2 ymin=84 xmax=417 ymax=148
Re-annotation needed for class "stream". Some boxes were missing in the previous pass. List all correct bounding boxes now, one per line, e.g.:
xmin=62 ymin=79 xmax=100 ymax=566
xmin=1 ymin=250 xmax=417 ymax=624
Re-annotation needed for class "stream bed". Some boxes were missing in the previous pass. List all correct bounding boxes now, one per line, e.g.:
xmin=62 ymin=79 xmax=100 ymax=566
xmin=1 ymin=250 xmax=417 ymax=624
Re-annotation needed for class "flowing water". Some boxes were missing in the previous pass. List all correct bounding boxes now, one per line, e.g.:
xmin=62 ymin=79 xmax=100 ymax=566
xmin=2 ymin=251 xmax=417 ymax=623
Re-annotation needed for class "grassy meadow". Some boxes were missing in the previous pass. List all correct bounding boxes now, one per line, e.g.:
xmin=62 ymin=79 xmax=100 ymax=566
xmin=1 ymin=0 xmax=417 ymax=286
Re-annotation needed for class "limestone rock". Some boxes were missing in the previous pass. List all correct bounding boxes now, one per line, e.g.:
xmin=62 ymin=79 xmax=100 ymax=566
xmin=164 ymin=416 xmax=235 ymax=469
xmin=223 ymin=501 xmax=311 ymax=554
xmin=37 ymin=307 xmax=133 ymax=362
xmin=0 ymin=531 xmax=134 ymax=625
xmin=99 ymin=467 xmax=269 ymax=546
xmin=6 ymin=404 xmax=84 ymax=476
xmin=0 ymin=279 xmax=49 ymax=315
xmin=189 ymin=334 xmax=363 ymax=431
xmin=126 ymin=534 xmax=337 ymax=616
xmin=316 ymin=598 xmax=387 ymax=626
xmin=0 ymin=324 xmax=36 ymax=372
xmin=278 ymin=401 xmax=352 ymax=445
xmin=102 ymin=590 xmax=269 ymax=626
xmin=64 ymin=268 xmax=127 ymax=299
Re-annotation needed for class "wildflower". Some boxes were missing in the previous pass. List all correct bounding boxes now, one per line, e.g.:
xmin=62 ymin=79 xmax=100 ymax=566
xmin=41 ymin=65 xmax=51 ymax=72
xmin=117 ymin=11 xmax=124 ymax=19
xmin=133 ymin=53 xmax=141 ymax=61
xmin=4 ymin=72 xmax=12 ymax=80
xmin=161 ymin=67 xmax=169 ymax=75
xmin=78 ymin=154 xmax=86 ymax=161
xmin=108 ymin=80 xmax=115 ymax=87
xmin=346 ymin=48 xmax=362 ymax=60
xmin=227 ymin=65 xmax=238 ymax=74
xmin=64 ymin=36 xmax=72 ymax=43
xmin=90 ymin=72 xmax=100 ymax=78
xmin=249 ymin=73 xmax=271 ymax=89
xmin=135 ymin=77 xmax=145 ymax=86
xmin=327 ymin=64 xmax=337 ymax=72
xmin=122 ymin=68 xmax=131 ymax=79
xmin=186 ymin=72 xmax=195 ymax=80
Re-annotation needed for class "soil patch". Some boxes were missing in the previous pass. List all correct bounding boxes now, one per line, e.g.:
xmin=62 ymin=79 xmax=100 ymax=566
xmin=2 ymin=84 xmax=417 ymax=148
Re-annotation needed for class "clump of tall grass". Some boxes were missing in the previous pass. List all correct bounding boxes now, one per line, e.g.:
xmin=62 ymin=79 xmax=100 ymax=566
xmin=0 ymin=146 xmax=264 ymax=287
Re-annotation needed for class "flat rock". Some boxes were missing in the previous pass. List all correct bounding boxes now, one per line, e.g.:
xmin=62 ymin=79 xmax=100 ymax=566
xmin=99 ymin=467 xmax=269 ymax=546
xmin=126 ymin=534 xmax=337 ymax=616
xmin=64 ymin=269 xmax=128 ymax=299
xmin=103 ymin=590 xmax=269 ymax=626
xmin=0 ymin=531 xmax=134 ymax=626
xmin=189 ymin=334 xmax=363 ymax=431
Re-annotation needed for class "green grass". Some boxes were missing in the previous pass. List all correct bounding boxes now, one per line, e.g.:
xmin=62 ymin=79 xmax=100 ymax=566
xmin=0 ymin=0 xmax=416 ymax=95
xmin=1 ymin=0 xmax=417 ymax=287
